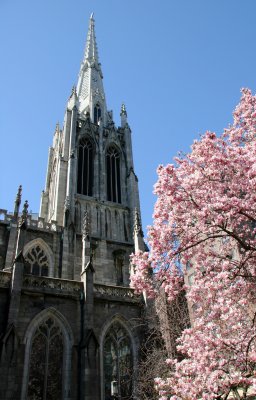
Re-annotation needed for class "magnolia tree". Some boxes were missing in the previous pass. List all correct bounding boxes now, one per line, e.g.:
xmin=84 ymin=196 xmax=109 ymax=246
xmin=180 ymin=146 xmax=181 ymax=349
xmin=132 ymin=89 xmax=256 ymax=400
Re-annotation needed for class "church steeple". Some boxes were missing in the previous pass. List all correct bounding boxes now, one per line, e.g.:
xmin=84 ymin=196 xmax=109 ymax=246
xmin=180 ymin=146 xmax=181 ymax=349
xmin=84 ymin=13 xmax=100 ymax=66
xmin=40 ymin=14 xmax=143 ymax=286
xmin=77 ymin=14 xmax=107 ymax=123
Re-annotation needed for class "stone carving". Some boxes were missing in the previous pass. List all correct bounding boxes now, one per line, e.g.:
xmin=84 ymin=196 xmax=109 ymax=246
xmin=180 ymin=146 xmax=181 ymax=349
xmin=26 ymin=217 xmax=58 ymax=232
xmin=94 ymin=284 xmax=139 ymax=301
xmin=23 ymin=276 xmax=82 ymax=295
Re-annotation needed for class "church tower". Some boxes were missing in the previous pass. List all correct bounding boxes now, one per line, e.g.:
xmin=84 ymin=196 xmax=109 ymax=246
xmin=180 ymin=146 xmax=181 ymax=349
xmin=40 ymin=14 xmax=143 ymax=284
xmin=0 ymin=14 xmax=145 ymax=400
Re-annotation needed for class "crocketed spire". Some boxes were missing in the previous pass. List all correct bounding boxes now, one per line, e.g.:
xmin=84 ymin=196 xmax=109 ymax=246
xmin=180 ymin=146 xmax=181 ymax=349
xmin=84 ymin=13 xmax=100 ymax=65
xmin=77 ymin=14 xmax=107 ymax=120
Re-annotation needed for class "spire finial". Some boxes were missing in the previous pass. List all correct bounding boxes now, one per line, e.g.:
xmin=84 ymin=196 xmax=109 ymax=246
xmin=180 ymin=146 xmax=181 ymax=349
xmin=90 ymin=12 xmax=94 ymax=20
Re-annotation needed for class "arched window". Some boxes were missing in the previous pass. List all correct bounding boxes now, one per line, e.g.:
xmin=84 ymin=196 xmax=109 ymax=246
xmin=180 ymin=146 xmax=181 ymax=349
xmin=94 ymin=104 xmax=101 ymax=124
xmin=77 ymin=138 xmax=93 ymax=196
xmin=24 ymin=245 xmax=49 ymax=277
xmin=26 ymin=317 xmax=63 ymax=400
xmin=103 ymin=322 xmax=133 ymax=399
xmin=106 ymin=146 xmax=121 ymax=203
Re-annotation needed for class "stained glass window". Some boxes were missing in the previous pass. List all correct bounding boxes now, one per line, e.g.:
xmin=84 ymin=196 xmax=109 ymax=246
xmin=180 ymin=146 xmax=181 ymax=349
xmin=27 ymin=317 xmax=63 ymax=400
xmin=24 ymin=245 xmax=49 ymax=277
xmin=104 ymin=322 xmax=133 ymax=399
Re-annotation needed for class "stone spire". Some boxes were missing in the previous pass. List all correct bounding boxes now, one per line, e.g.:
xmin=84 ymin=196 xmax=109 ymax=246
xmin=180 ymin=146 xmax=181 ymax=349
xmin=84 ymin=13 xmax=100 ymax=66
xmin=77 ymin=14 xmax=107 ymax=121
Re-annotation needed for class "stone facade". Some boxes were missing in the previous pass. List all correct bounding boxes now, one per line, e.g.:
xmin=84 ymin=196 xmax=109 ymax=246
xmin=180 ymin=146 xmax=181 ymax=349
xmin=0 ymin=15 xmax=145 ymax=400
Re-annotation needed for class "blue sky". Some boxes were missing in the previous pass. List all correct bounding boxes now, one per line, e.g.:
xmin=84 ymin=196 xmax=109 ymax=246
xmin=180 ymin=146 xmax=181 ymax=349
xmin=1 ymin=0 xmax=256 ymax=234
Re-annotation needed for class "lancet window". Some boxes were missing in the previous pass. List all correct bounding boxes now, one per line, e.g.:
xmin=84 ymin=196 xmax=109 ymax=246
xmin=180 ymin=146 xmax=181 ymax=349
xmin=26 ymin=317 xmax=63 ymax=400
xmin=24 ymin=245 xmax=49 ymax=276
xmin=94 ymin=103 xmax=101 ymax=124
xmin=106 ymin=146 xmax=121 ymax=203
xmin=77 ymin=138 xmax=93 ymax=196
xmin=103 ymin=322 xmax=133 ymax=399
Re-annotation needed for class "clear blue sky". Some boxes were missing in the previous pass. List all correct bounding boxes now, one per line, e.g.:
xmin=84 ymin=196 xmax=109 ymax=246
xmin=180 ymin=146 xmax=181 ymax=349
xmin=1 ymin=0 xmax=256 ymax=233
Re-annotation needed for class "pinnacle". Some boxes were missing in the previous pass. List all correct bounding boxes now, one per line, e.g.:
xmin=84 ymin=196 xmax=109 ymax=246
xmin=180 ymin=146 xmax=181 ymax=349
xmin=134 ymin=208 xmax=143 ymax=237
xmin=120 ymin=103 xmax=127 ymax=116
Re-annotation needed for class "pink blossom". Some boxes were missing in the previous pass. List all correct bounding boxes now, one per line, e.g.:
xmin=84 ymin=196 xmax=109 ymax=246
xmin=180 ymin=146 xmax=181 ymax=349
xmin=131 ymin=89 xmax=256 ymax=399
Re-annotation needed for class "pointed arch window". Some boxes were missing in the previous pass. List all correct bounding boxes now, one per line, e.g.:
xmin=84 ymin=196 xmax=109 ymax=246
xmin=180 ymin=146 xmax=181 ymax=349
xmin=106 ymin=146 xmax=121 ymax=203
xmin=77 ymin=138 xmax=93 ymax=196
xmin=103 ymin=322 xmax=133 ymax=399
xmin=94 ymin=103 xmax=101 ymax=124
xmin=26 ymin=317 xmax=63 ymax=400
xmin=24 ymin=245 xmax=49 ymax=277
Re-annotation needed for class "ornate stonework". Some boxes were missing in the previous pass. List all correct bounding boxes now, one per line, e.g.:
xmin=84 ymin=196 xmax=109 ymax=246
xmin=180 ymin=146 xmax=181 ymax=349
xmin=0 ymin=15 xmax=145 ymax=400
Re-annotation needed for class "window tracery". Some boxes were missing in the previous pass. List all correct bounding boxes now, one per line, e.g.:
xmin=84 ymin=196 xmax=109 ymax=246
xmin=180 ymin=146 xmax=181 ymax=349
xmin=27 ymin=317 xmax=63 ymax=400
xmin=106 ymin=146 xmax=121 ymax=203
xmin=24 ymin=245 xmax=49 ymax=277
xmin=77 ymin=138 xmax=93 ymax=196
xmin=103 ymin=322 xmax=133 ymax=399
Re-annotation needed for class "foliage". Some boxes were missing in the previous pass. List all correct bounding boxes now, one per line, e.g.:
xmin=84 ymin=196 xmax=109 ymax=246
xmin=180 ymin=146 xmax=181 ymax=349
xmin=132 ymin=89 xmax=256 ymax=399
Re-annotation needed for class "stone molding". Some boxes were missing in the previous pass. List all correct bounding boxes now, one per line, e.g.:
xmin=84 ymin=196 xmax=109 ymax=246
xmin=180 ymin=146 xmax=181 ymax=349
xmin=22 ymin=275 xmax=83 ymax=297
xmin=94 ymin=283 xmax=140 ymax=302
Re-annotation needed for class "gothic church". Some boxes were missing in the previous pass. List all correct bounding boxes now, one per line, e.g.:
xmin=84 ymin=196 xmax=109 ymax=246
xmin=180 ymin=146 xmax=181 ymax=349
xmin=0 ymin=15 xmax=145 ymax=400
